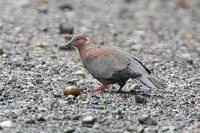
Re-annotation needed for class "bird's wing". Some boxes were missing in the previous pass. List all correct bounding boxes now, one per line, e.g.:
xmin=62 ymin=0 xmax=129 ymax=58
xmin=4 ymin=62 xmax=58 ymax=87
xmin=83 ymin=46 xmax=145 ymax=79
xmin=83 ymin=46 xmax=162 ymax=89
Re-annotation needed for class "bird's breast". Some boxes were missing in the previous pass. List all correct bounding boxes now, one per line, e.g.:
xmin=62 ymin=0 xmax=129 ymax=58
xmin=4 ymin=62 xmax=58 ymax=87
xmin=82 ymin=55 xmax=98 ymax=67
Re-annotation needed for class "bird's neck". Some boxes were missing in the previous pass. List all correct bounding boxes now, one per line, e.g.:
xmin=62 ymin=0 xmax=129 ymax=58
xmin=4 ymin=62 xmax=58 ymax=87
xmin=77 ymin=42 xmax=91 ymax=61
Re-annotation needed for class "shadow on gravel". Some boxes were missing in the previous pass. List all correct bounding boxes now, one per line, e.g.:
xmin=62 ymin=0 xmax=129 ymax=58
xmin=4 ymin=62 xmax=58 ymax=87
xmin=103 ymin=90 xmax=164 ymax=98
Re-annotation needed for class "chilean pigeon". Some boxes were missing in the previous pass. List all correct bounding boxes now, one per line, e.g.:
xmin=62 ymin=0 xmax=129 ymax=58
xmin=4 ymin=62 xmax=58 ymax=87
xmin=66 ymin=35 xmax=163 ymax=92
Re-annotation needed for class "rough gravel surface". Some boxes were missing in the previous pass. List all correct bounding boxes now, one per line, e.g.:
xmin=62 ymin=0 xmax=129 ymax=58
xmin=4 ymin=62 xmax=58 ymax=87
xmin=0 ymin=0 xmax=200 ymax=133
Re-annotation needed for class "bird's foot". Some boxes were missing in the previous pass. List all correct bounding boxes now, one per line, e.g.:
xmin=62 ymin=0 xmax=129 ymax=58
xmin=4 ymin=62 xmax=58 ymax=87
xmin=92 ymin=86 xmax=105 ymax=92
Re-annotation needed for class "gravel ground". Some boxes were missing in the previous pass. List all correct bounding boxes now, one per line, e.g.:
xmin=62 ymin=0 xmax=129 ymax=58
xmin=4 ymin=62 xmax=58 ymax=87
xmin=0 ymin=0 xmax=200 ymax=133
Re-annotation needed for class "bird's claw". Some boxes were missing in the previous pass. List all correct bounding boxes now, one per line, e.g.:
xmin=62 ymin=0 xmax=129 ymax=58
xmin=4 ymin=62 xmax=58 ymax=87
xmin=92 ymin=86 xmax=104 ymax=92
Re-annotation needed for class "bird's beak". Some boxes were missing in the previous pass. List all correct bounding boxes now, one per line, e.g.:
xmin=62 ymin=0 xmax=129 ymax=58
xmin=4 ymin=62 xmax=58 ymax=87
xmin=65 ymin=40 xmax=73 ymax=47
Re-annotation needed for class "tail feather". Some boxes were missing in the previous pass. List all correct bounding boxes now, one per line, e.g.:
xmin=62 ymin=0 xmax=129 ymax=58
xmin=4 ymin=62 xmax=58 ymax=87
xmin=134 ymin=75 xmax=163 ymax=89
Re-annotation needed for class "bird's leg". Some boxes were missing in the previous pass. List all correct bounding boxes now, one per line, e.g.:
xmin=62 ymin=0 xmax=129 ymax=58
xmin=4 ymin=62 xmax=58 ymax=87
xmin=92 ymin=85 xmax=107 ymax=92
xmin=92 ymin=79 xmax=110 ymax=92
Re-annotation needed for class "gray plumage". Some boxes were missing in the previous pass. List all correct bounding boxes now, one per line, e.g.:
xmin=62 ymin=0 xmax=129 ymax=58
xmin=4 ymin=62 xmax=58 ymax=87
xmin=82 ymin=46 xmax=162 ymax=89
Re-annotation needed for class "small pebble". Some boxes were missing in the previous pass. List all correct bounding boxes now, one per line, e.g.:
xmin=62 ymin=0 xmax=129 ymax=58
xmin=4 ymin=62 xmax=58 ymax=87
xmin=0 ymin=120 xmax=16 ymax=128
xmin=76 ymin=94 xmax=87 ymax=101
xmin=70 ymin=114 xmax=80 ymax=120
xmin=73 ymin=70 xmax=85 ymax=77
xmin=112 ymin=109 xmax=122 ymax=116
xmin=36 ymin=42 xmax=51 ymax=49
xmin=59 ymin=4 xmax=73 ymax=11
xmin=179 ymin=30 xmax=189 ymax=37
xmin=176 ymin=0 xmax=189 ymax=8
xmin=138 ymin=115 xmax=158 ymax=126
xmin=127 ymin=126 xmax=137 ymax=131
xmin=64 ymin=127 xmax=75 ymax=133
xmin=0 ymin=22 xmax=3 ymax=29
xmin=37 ymin=115 xmax=46 ymax=122
xmin=42 ymin=27 xmax=48 ymax=32
xmin=63 ymin=86 xmax=81 ymax=96
xmin=39 ymin=0 xmax=49 ymax=4
xmin=82 ymin=116 xmax=96 ymax=124
xmin=124 ymin=0 xmax=136 ymax=3
xmin=17 ymin=0 xmax=30 ymax=7
xmin=93 ymin=105 xmax=104 ymax=109
xmin=0 ymin=48 xmax=4 ymax=55
xmin=135 ymin=95 xmax=147 ymax=104
xmin=59 ymin=23 xmax=74 ymax=34
xmin=65 ymin=94 xmax=75 ymax=100
xmin=25 ymin=119 xmax=36 ymax=124
xmin=38 ymin=6 xmax=48 ymax=14
xmin=143 ymin=127 xmax=158 ymax=133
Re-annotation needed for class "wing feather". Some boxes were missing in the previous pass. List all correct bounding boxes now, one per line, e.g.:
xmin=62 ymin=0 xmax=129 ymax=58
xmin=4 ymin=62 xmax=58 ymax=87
xmin=83 ymin=46 xmax=150 ymax=80
xmin=83 ymin=47 xmax=130 ymax=79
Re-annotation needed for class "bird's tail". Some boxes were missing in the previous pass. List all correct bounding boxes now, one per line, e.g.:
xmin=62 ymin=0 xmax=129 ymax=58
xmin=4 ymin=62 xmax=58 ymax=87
xmin=134 ymin=75 xmax=163 ymax=89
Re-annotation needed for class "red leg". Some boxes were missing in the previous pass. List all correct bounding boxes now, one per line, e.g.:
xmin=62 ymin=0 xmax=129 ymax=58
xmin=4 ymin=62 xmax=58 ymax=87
xmin=92 ymin=85 xmax=107 ymax=92
xmin=92 ymin=79 xmax=110 ymax=92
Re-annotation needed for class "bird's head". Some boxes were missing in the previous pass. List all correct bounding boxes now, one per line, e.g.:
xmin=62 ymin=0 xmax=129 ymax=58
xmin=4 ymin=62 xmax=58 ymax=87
xmin=66 ymin=35 xmax=89 ymax=49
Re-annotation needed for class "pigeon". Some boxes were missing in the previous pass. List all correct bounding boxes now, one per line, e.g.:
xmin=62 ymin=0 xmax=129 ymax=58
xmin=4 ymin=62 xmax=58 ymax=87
xmin=66 ymin=35 xmax=163 ymax=92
